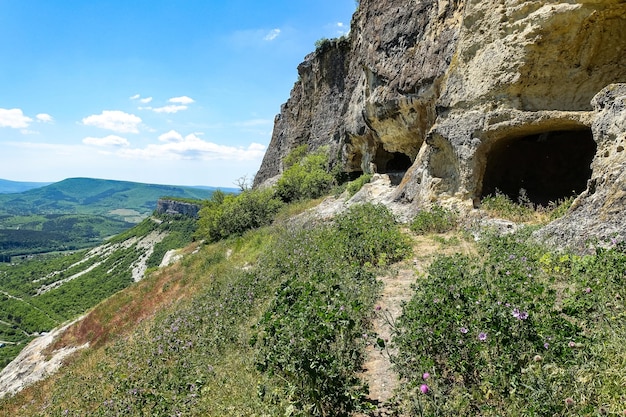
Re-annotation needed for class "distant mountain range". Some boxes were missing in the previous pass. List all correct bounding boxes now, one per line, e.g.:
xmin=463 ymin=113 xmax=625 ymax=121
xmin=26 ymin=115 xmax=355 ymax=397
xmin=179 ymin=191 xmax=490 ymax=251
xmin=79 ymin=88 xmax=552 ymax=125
xmin=0 ymin=179 xmax=52 ymax=194
xmin=0 ymin=177 xmax=238 ymax=258
xmin=0 ymin=177 xmax=237 ymax=219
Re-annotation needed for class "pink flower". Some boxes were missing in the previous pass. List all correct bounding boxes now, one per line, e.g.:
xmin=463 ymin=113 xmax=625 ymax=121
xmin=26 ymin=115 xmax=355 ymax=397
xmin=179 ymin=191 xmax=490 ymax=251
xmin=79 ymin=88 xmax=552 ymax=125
xmin=420 ymin=384 xmax=429 ymax=394
xmin=422 ymin=372 xmax=430 ymax=380
xmin=478 ymin=332 xmax=487 ymax=341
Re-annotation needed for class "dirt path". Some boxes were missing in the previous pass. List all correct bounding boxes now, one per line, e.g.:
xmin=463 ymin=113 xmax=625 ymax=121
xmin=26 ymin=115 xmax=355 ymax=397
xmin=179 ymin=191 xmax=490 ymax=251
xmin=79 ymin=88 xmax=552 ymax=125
xmin=359 ymin=233 xmax=475 ymax=416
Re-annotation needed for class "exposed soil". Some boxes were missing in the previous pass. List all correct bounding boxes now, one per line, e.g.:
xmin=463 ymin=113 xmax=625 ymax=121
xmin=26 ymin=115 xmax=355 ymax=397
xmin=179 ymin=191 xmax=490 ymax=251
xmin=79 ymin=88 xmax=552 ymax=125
xmin=359 ymin=233 xmax=476 ymax=416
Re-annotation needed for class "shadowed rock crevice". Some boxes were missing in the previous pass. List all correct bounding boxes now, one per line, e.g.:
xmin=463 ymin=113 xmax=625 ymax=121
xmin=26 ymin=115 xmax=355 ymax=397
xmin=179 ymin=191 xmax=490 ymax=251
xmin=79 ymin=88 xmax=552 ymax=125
xmin=480 ymin=128 xmax=596 ymax=205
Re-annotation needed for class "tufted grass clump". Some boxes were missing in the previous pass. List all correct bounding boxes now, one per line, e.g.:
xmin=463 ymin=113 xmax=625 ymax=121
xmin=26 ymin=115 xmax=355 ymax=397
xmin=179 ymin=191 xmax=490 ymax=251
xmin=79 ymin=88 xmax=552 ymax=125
xmin=392 ymin=230 xmax=626 ymax=416
xmin=481 ymin=190 xmax=575 ymax=223
xmin=410 ymin=204 xmax=458 ymax=235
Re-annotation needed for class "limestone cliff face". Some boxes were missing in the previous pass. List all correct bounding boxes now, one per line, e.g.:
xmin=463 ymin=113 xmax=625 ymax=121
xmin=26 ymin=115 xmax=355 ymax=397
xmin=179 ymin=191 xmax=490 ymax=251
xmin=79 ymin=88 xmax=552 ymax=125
xmin=255 ymin=0 xmax=626 ymax=248
xmin=155 ymin=199 xmax=201 ymax=218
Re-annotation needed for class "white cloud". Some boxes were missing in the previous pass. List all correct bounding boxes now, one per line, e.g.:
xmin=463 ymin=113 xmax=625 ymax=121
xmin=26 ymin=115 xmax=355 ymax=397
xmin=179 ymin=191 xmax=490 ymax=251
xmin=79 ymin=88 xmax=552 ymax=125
xmin=158 ymin=130 xmax=184 ymax=142
xmin=0 ymin=108 xmax=33 ymax=129
xmin=118 ymin=132 xmax=266 ymax=161
xmin=168 ymin=96 xmax=195 ymax=105
xmin=129 ymin=94 xmax=141 ymax=100
xmin=264 ymin=28 xmax=281 ymax=41
xmin=82 ymin=110 xmax=142 ymax=133
xmin=152 ymin=105 xmax=188 ymax=114
xmin=36 ymin=113 xmax=54 ymax=123
xmin=140 ymin=97 xmax=153 ymax=104
xmin=333 ymin=22 xmax=349 ymax=36
xmin=83 ymin=135 xmax=130 ymax=147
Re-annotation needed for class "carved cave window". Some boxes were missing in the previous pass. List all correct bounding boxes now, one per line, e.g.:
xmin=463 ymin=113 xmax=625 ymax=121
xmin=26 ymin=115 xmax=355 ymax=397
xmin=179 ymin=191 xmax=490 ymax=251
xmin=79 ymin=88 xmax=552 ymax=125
xmin=480 ymin=128 xmax=596 ymax=206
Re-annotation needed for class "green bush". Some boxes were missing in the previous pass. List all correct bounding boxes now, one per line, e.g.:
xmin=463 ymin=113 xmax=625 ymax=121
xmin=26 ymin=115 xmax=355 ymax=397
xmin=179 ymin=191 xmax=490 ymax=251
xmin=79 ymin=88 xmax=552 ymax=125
xmin=197 ymin=188 xmax=283 ymax=242
xmin=410 ymin=204 xmax=458 ymax=234
xmin=346 ymin=173 xmax=372 ymax=196
xmin=275 ymin=146 xmax=335 ymax=203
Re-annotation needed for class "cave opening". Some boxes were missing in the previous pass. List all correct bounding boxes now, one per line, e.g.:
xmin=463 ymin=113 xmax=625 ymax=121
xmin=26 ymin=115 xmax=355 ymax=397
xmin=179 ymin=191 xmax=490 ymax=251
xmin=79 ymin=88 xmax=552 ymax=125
xmin=480 ymin=129 xmax=596 ymax=206
xmin=374 ymin=150 xmax=413 ymax=185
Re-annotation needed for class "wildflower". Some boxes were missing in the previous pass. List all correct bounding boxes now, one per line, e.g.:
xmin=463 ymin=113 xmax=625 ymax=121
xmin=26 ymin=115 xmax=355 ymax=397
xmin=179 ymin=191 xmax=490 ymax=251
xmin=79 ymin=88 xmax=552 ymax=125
xmin=339 ymin=305 xmax=345 ymax=311
xmin=478 ymin=332 xmax=487 ymax=341
xmin=375 ymin=305 xmax=381 ymax=311
xmin=508 ymin=254 xmax=516 ymax=260
xmin=422 ymin=372 xmax=430 ymax=380
xmin=544 ymin=342 xmax=549 ymax=349
xmin=568 ymin=341 xmax=576 ymax=348
xmin=584 ymin=287 xmax=592 ymax=294
xmin=420 ymin=384 xmax=429 ymax=394
xmin=533 ymin=355 xmax=543 ymax=362
xmin=512 ymin=308 xmax=529 ymax=320
xmin=460 ymin=327 xmax=469 ymax=334
xmin=564 ymin=397 xmax=575 ymax=406
xmin=506 ymin=271 xmax=511 ymax=275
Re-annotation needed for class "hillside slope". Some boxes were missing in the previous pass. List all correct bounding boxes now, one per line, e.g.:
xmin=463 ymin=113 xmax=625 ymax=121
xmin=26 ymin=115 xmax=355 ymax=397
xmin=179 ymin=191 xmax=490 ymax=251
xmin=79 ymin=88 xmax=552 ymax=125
xmin=0 ymin=178 xmax=231 ymax=219
xmin=0 ymin=214 xmax=198 ymax=371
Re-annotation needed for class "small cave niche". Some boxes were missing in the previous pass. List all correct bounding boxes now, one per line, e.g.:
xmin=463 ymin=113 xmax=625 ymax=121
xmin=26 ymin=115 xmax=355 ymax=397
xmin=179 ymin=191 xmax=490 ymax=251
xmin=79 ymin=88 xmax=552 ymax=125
xmin=374 ymin=150 xmax=413 ymax=185
xmin=480 ymin=129 xmax=596 ymax=206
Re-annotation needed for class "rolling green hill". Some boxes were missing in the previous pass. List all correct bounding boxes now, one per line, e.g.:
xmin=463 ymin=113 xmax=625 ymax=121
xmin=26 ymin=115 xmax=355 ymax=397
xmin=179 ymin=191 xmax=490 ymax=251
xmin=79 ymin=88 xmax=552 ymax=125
xmin=0 ymin=178 xmax=237 ymax=258
xmin=0 ymin=178 xmax=235 ymax=219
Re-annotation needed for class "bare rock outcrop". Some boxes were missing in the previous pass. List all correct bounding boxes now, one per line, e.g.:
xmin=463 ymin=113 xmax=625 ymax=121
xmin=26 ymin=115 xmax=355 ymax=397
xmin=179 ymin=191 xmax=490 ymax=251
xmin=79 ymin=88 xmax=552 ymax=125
xmin=254 ymin=0 xmax=626 ymax=248
xmin=155 ymin=198 xmax=201 ymax=218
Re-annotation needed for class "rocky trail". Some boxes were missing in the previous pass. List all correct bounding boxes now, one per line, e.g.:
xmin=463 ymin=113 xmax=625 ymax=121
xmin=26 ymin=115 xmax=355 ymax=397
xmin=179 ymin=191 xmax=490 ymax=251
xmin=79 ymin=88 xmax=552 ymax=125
xmin=359 ymin=234 xmax=476 ymax=416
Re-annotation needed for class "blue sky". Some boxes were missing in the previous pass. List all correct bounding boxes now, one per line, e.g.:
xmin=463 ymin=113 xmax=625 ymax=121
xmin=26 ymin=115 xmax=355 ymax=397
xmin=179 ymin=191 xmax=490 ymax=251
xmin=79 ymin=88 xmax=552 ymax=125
xmin=0 ymin=1 xmax=355 ymax=187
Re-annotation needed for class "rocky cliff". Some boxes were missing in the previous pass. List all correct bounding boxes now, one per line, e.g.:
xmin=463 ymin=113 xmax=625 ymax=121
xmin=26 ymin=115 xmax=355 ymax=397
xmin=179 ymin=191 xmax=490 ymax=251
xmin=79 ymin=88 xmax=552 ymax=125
xmin=254 ymin=0 xmax=626 ymax=249
xmin=155 ymin=199 xmax=201 ymax=218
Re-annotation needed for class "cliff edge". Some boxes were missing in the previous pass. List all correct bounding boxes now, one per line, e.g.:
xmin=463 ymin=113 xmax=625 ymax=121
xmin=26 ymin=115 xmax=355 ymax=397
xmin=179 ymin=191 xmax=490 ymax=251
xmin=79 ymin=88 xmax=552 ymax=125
xmin=254 ymin=0 xmax=626 ymax=249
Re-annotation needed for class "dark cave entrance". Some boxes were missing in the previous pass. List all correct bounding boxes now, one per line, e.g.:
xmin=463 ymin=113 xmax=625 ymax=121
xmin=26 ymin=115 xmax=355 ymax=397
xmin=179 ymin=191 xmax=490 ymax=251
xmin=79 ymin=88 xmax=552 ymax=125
xmin=375 ymin=150 xmax=413 ymax=185
xmin=480 ymin=129 xmax=596 ymax=206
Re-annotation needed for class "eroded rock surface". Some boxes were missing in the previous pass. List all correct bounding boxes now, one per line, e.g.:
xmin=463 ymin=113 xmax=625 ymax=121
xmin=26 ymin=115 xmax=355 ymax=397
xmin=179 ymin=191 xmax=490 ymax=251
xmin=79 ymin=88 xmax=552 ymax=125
xmin=255 ymin=0 xmax=626 ymax=248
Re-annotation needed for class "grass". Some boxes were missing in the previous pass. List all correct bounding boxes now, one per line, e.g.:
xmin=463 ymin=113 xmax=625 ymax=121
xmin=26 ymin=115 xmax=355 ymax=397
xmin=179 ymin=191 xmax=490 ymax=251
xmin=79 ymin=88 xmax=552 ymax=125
xmin=0 ymin=203 xmax=410 ymax=416
xmin=392 ymin=229 xmax=626 ymax=415
xmin=480 ymin=191 xmax=575 ymax=224
xmin=0 ymin=191 xmax=624 ymax=416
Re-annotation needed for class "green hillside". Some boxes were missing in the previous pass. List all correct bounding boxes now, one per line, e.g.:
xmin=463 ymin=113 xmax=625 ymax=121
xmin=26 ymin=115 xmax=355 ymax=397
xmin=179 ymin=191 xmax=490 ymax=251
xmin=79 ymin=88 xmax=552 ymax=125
xmin=0 ymin=214 xmax=198 ymax=369
xmin=0 ymin=178 xmax=234 ymax=219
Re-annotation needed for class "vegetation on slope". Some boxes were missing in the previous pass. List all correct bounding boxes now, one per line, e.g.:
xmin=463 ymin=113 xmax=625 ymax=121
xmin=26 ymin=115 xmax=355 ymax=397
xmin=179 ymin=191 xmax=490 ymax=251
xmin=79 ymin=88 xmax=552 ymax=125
xmin=0 ymin=203 xmax=410 ymax=416
xmin=1 ymin=149 xmax=624 ymax=416
xmin=0 ymin=215 xmax=198 ymax=369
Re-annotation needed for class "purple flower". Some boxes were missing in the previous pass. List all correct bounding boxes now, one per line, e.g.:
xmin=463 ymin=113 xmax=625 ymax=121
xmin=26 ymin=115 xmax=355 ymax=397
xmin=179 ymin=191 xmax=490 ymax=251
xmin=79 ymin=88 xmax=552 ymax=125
xmin=512 ymin=308 xmax=529 ymax=320
xmin=422 ymin=372 xmax=430 ymax=380
xmin=420 ymin=384 xmax=429 ymax=394
xmin=584 ymin=287 xmax=592 ymax=294
xmin=375 ymin=305 xmax=382 ymax=311
xmin=478 ymin=332 xmax=487 ymax=341
xmin=568 ymin=341 xmax=576 ymax=348
xmin=544 ymin=342 xmax=549 ymax=349
xmin=460 ymin=327 xmax=468 ymax=334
